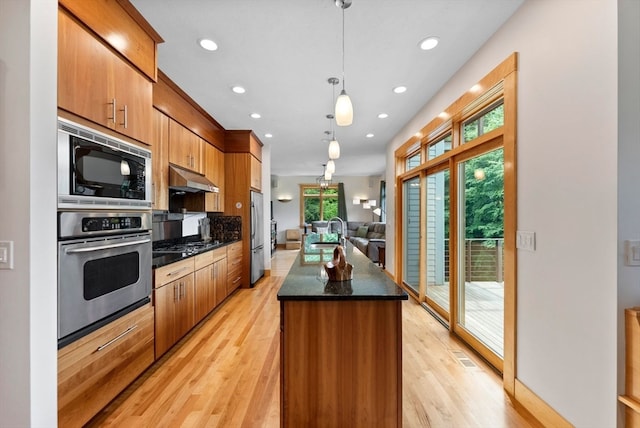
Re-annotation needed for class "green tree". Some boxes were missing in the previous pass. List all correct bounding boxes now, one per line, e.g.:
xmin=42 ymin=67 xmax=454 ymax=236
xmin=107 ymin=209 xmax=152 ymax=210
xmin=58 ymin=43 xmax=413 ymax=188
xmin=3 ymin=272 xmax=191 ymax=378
xmin=464 ymin=148 xmax=504 ymax=239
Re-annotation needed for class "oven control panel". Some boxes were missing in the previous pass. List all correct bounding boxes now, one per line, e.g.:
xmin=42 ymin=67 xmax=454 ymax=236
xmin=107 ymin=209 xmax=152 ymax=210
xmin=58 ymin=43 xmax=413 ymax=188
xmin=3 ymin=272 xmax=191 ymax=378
xmin=82 ymin=216 xmax=143 ymax=232
xmin=58 ymin=211 xmax=152 ymax=239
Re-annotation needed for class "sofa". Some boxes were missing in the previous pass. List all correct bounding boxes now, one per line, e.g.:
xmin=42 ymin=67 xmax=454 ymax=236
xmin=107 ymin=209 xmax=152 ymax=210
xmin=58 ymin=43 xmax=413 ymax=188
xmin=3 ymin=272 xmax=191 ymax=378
xmin=345 ymin=221 xmax=385 ymax=263
xmin=309 ymin=220 xmax=385 ymax=262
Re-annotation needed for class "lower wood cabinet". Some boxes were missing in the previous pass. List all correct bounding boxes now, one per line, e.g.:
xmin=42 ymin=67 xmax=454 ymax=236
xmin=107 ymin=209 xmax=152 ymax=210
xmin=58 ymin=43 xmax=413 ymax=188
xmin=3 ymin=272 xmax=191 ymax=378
xmin=194 ymin=247 xmax=227 ymax=322
xmin=280 ymin=299 xmax=403 ymax=427
xmin=58 ymin=303 xmax=155 ymax=427
xmin=154 ymin=272 xmax=194 ymax=358
xmin=226 ymin=241 xmax=243 ymax=295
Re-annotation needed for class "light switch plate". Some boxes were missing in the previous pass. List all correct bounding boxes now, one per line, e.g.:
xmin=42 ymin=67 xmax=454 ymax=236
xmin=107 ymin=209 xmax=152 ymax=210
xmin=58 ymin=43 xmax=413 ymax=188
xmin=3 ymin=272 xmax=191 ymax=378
xmin=0 ymin=241 xmax=14 ymax=270
xmin=516 ymin=231 xmax=535 ymax=251
xmin=625 ymin=240 xmax=640 ymax=266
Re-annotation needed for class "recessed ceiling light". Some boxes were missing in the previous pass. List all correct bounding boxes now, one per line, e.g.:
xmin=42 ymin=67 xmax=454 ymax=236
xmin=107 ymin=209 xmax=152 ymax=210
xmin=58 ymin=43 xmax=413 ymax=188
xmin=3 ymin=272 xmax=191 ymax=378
xmin=232 ymin=86 xmax=246 ymax=94
xmin=198 ymin=38 xmax=218 ymax=51
xmin=419 ymin=36 xmax=439 ymax=50
xmin=366 ymin=133 xmax=374 ymax=138
xmin=264 ymin=133 xmax=273 ymax=138
xmin=393 ymin=86 xmax=407 ymax=94
xmin=250 ymin=113 xmax=261 ymax=119
xmin=378 ymin=113 xmax=389 ymax=119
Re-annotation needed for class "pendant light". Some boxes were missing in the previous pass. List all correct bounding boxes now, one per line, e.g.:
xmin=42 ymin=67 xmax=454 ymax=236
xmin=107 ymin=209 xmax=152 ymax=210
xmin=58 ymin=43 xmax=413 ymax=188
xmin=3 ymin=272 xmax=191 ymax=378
xmin=327 ymin=79 xmax=341 ymax=159
xmin=335 ymin=0 xmax=353 ymax=126
xmin=326 ymin=159 xmax=336 ymax=174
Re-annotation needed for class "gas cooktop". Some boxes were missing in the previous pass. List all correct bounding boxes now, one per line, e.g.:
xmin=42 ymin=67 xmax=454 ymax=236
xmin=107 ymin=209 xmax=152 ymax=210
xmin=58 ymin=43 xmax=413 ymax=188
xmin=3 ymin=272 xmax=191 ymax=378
xmin=153 ymin=240 xmax=222 ymax=257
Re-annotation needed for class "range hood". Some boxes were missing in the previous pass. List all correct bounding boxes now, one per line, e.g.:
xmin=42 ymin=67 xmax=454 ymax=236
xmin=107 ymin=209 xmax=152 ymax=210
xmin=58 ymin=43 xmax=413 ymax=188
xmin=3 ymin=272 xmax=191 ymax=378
xmin=169 ymin=165 xmax=219 ymax=193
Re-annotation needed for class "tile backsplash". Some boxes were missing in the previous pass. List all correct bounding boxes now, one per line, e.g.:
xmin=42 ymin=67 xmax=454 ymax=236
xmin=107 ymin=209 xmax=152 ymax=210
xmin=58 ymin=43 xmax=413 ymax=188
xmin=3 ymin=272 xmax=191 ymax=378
xmin=210 ymin=215 xmax=242 ymax=242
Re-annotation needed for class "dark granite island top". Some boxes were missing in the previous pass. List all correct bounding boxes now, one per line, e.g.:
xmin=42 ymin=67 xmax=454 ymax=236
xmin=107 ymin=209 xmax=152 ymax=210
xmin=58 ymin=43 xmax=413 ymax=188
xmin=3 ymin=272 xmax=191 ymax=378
xmin=277 ymin=240 xmax=408 ymax=301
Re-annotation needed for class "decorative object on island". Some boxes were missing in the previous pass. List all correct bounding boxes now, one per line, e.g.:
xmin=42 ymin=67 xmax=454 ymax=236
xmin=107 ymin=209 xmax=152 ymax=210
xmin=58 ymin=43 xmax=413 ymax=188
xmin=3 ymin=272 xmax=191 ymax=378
xmin=324 ymin=245 xmax=353 ymax=281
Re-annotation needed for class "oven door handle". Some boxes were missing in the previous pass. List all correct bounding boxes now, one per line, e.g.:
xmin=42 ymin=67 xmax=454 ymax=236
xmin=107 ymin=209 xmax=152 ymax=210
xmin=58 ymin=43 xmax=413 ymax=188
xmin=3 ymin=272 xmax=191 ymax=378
xmin=65 ymin=238 xmax=151 ymax=254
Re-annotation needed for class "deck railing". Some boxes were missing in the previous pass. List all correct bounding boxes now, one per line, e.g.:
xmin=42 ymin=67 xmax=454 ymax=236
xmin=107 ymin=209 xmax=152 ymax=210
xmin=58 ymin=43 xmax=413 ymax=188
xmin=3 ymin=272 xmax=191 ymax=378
xmin=443 ymin=238 xmax=504 ymax=283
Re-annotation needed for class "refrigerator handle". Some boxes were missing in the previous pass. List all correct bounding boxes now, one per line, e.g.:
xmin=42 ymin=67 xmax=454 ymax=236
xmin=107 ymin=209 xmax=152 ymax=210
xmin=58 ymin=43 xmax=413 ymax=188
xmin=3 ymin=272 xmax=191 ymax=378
xmin=250 ymin=202 xmax=256 ymax=239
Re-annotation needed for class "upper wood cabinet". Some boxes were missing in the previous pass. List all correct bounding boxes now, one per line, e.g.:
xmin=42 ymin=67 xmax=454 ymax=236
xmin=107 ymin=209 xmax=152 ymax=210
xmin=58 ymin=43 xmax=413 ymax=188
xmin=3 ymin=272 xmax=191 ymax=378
xmin=58 ymin=0 xmax=162 ymax=81
xmin=204 ymin=142 xmax=225 ymax=212
xmin=152 ymin=108 xmax=169 ymax=210
xmin=250 ymin=155 xmax=262 ymax=191
xmin=58 ymin=8 xmax=153 ymax=144
xmin=168 ymin=118 xmax=203 ymax=174
xmin=225 ymin=130 xmax=263 ymax=192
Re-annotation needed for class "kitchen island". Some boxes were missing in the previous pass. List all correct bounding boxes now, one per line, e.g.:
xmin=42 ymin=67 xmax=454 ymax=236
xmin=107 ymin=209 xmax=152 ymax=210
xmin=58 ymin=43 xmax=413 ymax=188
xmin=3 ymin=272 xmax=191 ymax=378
xmin=277 ymin=240 xmax=408 ymax=427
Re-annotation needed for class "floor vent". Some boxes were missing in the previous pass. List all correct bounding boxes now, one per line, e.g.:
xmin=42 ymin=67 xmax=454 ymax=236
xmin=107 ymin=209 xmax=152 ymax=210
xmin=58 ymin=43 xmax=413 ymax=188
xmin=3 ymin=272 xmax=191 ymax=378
xmin=451 ymin=350 xmax=477 ymax=368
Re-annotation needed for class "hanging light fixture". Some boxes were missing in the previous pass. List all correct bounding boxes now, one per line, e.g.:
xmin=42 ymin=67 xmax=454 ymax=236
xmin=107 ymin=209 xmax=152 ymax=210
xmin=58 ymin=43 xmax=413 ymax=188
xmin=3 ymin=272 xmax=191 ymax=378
xmin=317 ymin=164 xmax=332 ymax=189
xmin=327 ymin=79 xmax=341 ymax=159
xmin=326 ymin=159 xmax=336 ymax=174
xmin=335 ymin=0 xmax=353 ymax=126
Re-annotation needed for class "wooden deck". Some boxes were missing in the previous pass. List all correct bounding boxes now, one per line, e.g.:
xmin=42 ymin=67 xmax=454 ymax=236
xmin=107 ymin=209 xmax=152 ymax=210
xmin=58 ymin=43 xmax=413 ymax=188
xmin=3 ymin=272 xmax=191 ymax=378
xmin=87 ymin=249 xmax=537 ymax=428
xmin=428 ymin=281 xmax=504 ymax=356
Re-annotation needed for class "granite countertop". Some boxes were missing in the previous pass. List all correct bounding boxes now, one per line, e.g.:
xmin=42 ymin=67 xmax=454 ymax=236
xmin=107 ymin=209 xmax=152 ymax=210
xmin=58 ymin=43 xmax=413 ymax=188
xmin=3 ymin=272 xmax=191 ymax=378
xmin=152 ymin=239 xmax=240 ymax=269
xmin=277 ymin=240 xmax=408 ymax=301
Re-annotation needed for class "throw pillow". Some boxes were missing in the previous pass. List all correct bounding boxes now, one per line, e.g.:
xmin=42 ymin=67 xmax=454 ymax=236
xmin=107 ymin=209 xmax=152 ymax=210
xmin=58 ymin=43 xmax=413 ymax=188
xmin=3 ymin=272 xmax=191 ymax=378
xmin=356 ymin=225 xmax=368 ymax=238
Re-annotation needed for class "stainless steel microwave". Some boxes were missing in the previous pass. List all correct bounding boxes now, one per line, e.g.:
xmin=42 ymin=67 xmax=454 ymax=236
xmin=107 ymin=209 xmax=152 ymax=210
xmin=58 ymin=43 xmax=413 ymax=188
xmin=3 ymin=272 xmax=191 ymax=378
xmin=57 ymin=118 xmax=152 ymax=210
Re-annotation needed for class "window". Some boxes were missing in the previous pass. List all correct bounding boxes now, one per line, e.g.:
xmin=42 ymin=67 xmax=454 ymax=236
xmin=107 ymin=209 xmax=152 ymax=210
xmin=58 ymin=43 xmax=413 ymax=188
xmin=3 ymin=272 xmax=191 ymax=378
xmin=427 ymin=133 xmax=452 ymax=160
xmin=300 ymin=185 xmax=338 ymax=224
xmin=406 ymin=152 xmax=421 ymax=171
xmin=463 ymin=101 xmax=504 ymax=143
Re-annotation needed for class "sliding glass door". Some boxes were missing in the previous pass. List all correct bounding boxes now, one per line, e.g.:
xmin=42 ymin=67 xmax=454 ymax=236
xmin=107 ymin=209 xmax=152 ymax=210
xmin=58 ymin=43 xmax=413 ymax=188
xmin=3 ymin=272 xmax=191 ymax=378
xmin=457 ymin=148 xmax=504 ymax=358
xmin=403 ymin=176 xmax=420 ymax=295
xmin=425 ymin=168 xmax=450 ymax=319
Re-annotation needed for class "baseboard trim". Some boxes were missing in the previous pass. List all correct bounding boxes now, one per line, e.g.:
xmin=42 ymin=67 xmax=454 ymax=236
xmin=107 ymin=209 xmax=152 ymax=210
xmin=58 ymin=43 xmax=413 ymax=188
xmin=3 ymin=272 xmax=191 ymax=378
xmin=514 ymin=379 xmax=572 ymax=427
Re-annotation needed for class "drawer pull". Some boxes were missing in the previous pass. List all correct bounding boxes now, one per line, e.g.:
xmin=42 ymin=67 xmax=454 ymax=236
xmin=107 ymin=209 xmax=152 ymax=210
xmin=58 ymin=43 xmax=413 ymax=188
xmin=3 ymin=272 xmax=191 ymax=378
xmin=233 ymin=277 xmax=241 ymax=284
xmin=167 ymin=266 xmax=190 ymax=277
xmin=96 ymin=325 xmax=138 ymax=351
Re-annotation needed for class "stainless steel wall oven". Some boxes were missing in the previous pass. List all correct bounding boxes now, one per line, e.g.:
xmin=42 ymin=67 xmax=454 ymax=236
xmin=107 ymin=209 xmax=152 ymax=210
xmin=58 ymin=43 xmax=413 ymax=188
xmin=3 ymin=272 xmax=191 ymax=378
xmin=57 ymin=211 xmax=152 ymax=348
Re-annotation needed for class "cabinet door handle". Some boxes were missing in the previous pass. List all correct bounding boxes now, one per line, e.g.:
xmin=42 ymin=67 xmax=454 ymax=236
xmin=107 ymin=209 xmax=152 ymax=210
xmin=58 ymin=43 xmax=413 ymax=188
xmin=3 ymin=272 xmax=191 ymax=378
xmin=120 ymin=104 xmax=128 ymax=129
xmin=96 ymin=325 xmax=138 ymax=351
xmin=108 ymin=98 xmax=116 ymax=123
xmin=174 ymin=283 xmax=179 ymax=302
xmin=180 ymin=281 xmax=185 ymax=299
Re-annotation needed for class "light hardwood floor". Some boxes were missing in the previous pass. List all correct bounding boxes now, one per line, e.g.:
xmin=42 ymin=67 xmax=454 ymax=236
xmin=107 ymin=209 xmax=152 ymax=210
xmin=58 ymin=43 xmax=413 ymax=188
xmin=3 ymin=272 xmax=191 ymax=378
xmin=87 ymin=249 xmax=541 ymax=427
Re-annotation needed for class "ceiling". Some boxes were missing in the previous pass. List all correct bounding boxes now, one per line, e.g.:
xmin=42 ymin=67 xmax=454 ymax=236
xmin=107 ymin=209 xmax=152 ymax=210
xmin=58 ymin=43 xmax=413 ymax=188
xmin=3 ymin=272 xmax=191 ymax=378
xmin=130 ymin=0 xmax=524 ymax=177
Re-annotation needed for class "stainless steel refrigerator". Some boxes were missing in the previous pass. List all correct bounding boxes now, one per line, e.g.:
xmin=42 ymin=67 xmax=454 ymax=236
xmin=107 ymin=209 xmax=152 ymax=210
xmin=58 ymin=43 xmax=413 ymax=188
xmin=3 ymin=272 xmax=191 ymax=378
xmin=250 ymin=191 xmax=265 ymax=285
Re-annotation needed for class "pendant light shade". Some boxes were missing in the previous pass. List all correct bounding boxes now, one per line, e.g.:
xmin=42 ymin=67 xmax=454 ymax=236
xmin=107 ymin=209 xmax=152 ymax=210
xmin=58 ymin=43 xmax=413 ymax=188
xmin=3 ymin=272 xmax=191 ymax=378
xmin=324 ymin=170 xmax=332 ymax=181
xmin=328 ymin=138 xmax=340 ymax=159
xmin=335 ymin=89 xmax=353 ymax=126
xmin=326 ymin=159 xmax=336 ymax=174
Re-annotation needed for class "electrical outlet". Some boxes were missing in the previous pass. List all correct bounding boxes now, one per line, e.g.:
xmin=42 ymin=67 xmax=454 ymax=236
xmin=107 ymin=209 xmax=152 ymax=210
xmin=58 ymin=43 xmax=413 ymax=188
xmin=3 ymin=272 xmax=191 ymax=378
xmin=516 ymin=231 xmax=535 ymax=251
xmin=0 ymin=241 xmax=14 ymax=270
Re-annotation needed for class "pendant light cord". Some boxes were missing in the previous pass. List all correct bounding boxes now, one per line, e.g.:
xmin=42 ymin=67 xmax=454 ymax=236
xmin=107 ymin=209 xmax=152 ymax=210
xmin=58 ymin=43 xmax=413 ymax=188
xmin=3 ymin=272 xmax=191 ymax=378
xmin=341 ymin=5 xmax=346 ymax=91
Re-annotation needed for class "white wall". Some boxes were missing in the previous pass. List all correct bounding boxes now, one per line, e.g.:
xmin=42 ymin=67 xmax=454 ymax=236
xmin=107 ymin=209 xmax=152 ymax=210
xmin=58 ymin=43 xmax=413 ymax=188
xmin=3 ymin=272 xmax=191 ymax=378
xmin=0 ymin=0 xmax=58 ymax=425
xmin=618 ymin=0 xmax=640 ymax=426
xmin=271 ymin=175 xmax=382 ymax=243
xmin=386 ymin=0 xmax=618 ymax=425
